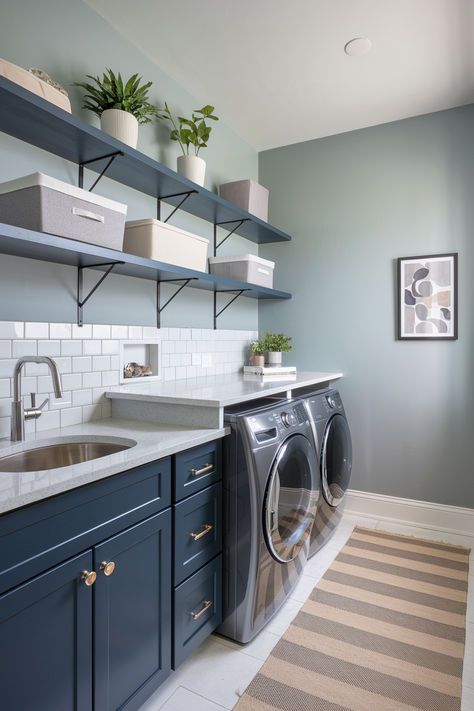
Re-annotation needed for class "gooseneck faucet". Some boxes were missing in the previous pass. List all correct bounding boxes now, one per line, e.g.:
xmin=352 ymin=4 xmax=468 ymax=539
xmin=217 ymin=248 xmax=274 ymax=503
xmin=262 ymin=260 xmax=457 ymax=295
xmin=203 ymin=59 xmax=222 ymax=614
xmin=11 ymin=356 xmax=63 ymax=441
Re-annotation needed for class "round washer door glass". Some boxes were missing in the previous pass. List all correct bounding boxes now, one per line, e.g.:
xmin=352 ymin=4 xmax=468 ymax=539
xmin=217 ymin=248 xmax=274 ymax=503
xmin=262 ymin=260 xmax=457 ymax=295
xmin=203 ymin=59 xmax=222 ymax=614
xmin=264 ymin=434 xmax=319 ymax=563
xmin=321 ymin=414 xmax=352 ymax=507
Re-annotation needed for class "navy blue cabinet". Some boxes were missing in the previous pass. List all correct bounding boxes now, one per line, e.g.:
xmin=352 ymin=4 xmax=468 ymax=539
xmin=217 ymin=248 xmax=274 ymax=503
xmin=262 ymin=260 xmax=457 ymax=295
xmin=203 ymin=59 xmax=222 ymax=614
xmin=0 ymin=550 xmax=93 ymax=711
xmin=94 ymin=510 xmax=171 ymax=711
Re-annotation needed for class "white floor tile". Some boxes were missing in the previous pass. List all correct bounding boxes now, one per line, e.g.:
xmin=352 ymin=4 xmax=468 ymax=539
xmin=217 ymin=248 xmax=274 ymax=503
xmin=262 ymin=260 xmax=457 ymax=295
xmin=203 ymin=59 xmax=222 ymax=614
xmin=304 ymin=544 xmax=340 ymax=579
xmin=159 ymin=686 xmax=228 ymax=711
xmin=289 ymin=573 xmax=318 ymax=603
xmin=462 ymin=622 xmax=474 ymax=690
xmin=462 ymin=684 xmax=474 ymax=711
xmin=467 ymin=585 xmax=473 ymax=624
xmin=163 ymin=636 xmax=263 ymax=709
xmin=264 ymin=597 xmax=303 ymax=637
xmin=212 ymin=629 xmax=280 ymax=662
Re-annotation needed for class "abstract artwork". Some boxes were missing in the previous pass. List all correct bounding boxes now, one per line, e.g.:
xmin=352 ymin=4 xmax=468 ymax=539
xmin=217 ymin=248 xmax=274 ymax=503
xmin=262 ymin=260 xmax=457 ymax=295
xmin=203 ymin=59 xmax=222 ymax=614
xmin=397 ymin=253 xmax=458 ymax=340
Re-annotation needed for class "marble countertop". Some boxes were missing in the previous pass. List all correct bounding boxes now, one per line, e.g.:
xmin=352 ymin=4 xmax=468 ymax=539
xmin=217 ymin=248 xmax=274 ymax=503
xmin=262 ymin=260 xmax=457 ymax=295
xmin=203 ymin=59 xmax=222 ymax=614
xmin=0 ymin=418 xmax=227 ymax=514
xmin=105 ymin=371 xmax=342 ymax=408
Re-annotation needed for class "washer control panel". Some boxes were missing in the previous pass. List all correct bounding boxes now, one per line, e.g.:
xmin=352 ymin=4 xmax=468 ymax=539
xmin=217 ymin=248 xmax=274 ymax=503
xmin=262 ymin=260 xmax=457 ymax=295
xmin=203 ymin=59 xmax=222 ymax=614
xmin=245 ymin=401 xmax=308 ymax=443
xmin=280 ymin=411 xmax=297 ymax=428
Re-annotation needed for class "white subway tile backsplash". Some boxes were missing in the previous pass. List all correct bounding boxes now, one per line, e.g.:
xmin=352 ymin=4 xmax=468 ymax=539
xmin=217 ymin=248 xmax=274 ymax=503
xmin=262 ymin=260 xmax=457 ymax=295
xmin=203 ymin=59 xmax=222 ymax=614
xmin=72 ymin=356 xmax=92 ymax=373
xmin=12 ymin=340 xmax=37 ymax=357
xmin=38 ymin=340 xmax=61 ymax=357
xmin=0 ymin=322 xmax=24 ymax=339
xmin=0 ymin=320 xmax=256 ymax=438
xmin=50 ymin=323 xmax=72 ymax=339
xmin=25 ymin=322 xmax=49 ymax=339
xmin=61 ymin=340 xmax=83 ymax=356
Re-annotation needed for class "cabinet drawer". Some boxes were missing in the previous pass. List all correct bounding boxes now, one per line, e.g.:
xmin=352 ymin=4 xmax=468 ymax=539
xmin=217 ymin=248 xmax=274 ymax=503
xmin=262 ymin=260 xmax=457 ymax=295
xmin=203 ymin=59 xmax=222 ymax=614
xmin=0 ymin=458 xmax=171 ymax=595
xmin=173 ymin=483 xmax=222 ymax=585
xmin=173 ymin=554 xmax=222 ymax=669
xmin=174 ymin=440 xmax=221 ymax=502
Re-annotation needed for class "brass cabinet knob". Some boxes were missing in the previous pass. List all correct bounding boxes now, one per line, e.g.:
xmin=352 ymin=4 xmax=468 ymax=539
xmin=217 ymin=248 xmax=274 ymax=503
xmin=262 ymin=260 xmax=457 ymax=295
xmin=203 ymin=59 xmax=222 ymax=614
xmin=82 ymin=570 xmax=97 ymax=586
xmin=100 ymin=561 xmax=116 ymax=576
xmin=189 ymin=524 xmax=213 ymax=541
xmin=190 ymin=599 xmax=213 ymax=620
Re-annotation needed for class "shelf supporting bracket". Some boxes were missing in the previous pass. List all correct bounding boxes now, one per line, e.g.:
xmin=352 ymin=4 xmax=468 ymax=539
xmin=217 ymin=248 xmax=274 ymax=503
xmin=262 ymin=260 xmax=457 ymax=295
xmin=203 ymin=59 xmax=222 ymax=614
xmin=157 ymin=190 xmax=198 ymax=223
xmin=78 ymin=151 xmax=124 ymax=192
xmin=77 ymin=261 xmax=124 ymax=326
xmin=156 ymin=278 xmax=198 ymax=328
xmin=213 ymin=219 xmax=250 ymax=256
xmin=213 ymin=289 xmax=251 ymax=329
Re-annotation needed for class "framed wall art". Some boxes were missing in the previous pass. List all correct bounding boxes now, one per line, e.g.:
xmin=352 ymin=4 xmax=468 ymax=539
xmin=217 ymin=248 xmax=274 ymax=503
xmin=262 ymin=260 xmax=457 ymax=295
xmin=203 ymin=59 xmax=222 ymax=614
xmin=397 ymin=253 xmax=458 ymax=340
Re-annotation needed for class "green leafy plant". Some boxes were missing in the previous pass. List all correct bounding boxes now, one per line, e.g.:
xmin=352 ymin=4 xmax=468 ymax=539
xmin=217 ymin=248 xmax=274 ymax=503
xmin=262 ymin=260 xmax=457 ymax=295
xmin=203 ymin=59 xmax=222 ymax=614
xmin=250 ymin=339 xmax=266 ymax=354
xmin=158 ymin=102 xmax=218 ymax=155
xmin=259 ymin=331 xmax=293 ymax=353
xmin=74 ymin=69 xmax=160 ymax=124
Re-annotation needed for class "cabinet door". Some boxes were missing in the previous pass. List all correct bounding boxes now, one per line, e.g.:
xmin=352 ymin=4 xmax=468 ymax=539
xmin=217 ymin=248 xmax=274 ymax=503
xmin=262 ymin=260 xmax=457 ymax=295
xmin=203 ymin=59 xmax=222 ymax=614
xmin=0 ymin=550 xmax=93 ymax=711
xmin=93 ymin=509 xmax=172 ymax=711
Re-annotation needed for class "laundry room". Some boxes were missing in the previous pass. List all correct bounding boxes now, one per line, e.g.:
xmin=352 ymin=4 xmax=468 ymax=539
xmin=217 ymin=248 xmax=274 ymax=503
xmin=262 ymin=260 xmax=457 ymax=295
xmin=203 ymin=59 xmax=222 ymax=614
xmin=0 ymin=1 xmax=472 ymax=710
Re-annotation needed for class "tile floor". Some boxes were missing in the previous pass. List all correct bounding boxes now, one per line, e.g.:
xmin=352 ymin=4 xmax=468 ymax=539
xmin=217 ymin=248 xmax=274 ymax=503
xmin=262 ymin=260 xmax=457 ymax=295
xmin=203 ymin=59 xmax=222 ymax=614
xmin=138 ymin=513 xmax=474 ymax=711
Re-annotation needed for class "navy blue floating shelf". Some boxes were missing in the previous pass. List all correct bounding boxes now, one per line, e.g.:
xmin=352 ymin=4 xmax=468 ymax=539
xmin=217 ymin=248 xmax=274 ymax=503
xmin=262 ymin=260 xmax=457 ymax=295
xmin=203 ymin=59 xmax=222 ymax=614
xmin=0 ymin=76 xmax=291 ymax=246
xmin=0 ymin=222 xmax=292 ymax=301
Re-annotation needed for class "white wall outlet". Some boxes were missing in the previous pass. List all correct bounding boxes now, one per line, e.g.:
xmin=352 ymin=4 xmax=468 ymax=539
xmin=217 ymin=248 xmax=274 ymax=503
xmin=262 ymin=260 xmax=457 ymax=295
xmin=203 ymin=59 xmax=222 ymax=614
xmin=201 ymin=353 xmax=213 ymax=368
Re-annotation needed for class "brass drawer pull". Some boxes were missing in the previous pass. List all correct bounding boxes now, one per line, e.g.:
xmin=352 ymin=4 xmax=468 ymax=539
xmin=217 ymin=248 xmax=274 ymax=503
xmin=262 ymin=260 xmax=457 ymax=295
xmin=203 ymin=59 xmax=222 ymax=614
xmin=191 ymin=463 xmax=214 ymax=477
xmin=100 ymin=561 xmax=116 ymax=576
xmin=82 ymin=570 xmax=97 ymax=586
xmin=189 ymin=523 xmax=213 ymax=541
xmin=190 ymin=599 xmax=212 ymax=620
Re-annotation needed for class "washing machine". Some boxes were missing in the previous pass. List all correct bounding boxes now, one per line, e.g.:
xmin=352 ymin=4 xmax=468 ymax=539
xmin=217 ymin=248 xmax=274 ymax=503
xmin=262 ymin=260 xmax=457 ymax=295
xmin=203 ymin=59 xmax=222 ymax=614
xmin=304 ymin=388 xmax=352 ymax=558
xmin=218 ymin=397 xmax=320 ymax=643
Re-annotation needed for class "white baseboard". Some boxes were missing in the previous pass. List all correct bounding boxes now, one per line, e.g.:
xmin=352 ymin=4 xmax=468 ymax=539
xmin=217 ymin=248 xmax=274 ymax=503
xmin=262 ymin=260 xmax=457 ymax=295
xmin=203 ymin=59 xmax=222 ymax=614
xmin=345 ymin=489 xmax=474 ymax=539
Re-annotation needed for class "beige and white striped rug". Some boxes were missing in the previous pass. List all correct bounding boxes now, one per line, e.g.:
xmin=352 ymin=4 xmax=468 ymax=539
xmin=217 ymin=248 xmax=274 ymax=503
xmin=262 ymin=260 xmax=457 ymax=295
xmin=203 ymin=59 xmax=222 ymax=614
xmin=235 ymin=526 xmax=471 ymax=711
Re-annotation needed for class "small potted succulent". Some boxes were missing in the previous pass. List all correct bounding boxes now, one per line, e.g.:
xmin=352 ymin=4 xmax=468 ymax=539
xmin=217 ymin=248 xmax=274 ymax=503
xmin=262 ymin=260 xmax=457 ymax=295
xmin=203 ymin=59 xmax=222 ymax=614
xmin=249 ymin=339 xmax=266 ymax=367
xmin=260 ymin=331 xmax=293 ymax=366
xmin=158 ymin=102 xmax=218 ymax=186
xmin=74 ymin=69 xmax=160 ymax=148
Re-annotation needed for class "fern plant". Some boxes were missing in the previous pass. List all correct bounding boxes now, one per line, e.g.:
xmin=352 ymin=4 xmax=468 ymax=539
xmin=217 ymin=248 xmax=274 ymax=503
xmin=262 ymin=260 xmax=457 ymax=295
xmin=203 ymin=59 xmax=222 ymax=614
xmin=158 ymin=102 xmax=218 ymax=155
xmin=74 ymin=69 xmax=160 ymax=124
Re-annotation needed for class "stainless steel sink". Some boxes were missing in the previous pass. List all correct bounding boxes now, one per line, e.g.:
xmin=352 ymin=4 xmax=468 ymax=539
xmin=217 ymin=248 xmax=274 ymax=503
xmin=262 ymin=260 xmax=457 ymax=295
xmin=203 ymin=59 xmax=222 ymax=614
xmin=0 ymin=440 xmax=135 ymax=473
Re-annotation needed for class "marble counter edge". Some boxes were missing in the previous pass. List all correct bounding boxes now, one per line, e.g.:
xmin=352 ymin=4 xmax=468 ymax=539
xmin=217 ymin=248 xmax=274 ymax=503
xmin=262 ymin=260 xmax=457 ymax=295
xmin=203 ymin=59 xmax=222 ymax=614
xmin=0 ymin=419 xmax=228 ymax=514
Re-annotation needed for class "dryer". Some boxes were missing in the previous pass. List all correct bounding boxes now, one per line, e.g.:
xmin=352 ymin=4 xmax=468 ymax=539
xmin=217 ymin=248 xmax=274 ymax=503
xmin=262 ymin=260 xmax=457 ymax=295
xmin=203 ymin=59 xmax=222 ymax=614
xmin=218 ymin=398 xmax=320 ymax=643
xmin=304 ymin=388 xmax=352 ymax=557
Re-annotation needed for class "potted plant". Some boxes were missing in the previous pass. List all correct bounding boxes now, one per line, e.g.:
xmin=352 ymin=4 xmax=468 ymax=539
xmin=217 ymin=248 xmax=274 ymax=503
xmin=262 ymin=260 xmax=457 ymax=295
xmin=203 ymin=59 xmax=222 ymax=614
xmin=158 ymin=102 xmax=218 ymax=186
xmin=249 ymin=339 xmax=265 ymax=367
xmin=74 ymin=69 xmax=160 ymax=149
xmin=260 ymin=331 xmax=293 ymax=366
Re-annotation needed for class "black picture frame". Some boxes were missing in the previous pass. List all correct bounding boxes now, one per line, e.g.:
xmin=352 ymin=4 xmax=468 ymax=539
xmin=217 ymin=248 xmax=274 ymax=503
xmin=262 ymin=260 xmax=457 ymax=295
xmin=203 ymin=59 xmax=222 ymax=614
xmin=397 ymin=253 xmax=458 ymax=340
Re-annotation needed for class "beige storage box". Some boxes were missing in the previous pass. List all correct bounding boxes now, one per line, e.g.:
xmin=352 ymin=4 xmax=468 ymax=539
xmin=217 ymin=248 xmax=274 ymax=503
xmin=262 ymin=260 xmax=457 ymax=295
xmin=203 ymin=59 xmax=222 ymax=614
xmin=124 ymin=219 xmax=209 ymax=272
xmin=0 ymin=173 xmax=127 ymax=250
xmin=209 ymin=254 xmax=275 ymax=288
xmin=219 ymin=179 xmax=269 ymax=222
xmin=0 ymin=58 xmax=71 ymax=113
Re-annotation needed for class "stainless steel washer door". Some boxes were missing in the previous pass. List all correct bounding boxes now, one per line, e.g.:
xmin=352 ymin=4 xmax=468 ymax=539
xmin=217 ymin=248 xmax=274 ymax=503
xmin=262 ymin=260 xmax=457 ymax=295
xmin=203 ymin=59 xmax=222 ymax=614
xmin=264 ymin=434 xmax=319 ymax=563
xmin=321 ymin=414 xmax=352 ymax=507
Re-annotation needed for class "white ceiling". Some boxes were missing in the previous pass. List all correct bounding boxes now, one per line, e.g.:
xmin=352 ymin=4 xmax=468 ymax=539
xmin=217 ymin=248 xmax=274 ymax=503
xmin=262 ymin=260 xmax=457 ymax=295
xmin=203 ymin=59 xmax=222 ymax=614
xmin=86 ymin=0 xmax=474 ymax=151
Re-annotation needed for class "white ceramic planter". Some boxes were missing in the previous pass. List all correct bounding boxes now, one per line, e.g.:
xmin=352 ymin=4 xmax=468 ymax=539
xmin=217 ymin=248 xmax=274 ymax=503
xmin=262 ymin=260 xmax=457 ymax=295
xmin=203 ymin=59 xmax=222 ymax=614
xmin=101 ymin=109 xmax=138 ymax=148
xmin=177 ymin=155 xmax=206 ymax=186
xmin=266 ymin=351 xmax=282 ymax=366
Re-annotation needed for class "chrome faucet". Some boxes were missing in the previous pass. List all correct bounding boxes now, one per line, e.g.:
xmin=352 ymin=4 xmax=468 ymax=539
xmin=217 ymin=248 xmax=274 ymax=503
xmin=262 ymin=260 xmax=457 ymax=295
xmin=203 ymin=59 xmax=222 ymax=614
xmin=11 ymin=356 xmax=63 ymax=441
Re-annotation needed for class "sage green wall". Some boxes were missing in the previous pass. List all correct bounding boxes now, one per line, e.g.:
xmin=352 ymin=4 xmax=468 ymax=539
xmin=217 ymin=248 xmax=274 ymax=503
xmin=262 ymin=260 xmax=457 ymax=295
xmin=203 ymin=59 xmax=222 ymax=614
xmin=0 ymin=0 xmax=258 ymax=329
xmin=259 ymin=105 xmax=474 ymax=509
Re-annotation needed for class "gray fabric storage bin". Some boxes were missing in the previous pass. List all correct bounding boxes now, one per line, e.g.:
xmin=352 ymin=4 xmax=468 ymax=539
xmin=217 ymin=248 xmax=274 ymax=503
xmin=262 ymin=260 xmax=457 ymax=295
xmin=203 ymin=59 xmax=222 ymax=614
xmin=209 ymin=254 xmax=275 ymax=288
xmin=219 ymin=179 xmax=269 ymax=222
xmin=0 ymin=172 xmax=127 ymax=250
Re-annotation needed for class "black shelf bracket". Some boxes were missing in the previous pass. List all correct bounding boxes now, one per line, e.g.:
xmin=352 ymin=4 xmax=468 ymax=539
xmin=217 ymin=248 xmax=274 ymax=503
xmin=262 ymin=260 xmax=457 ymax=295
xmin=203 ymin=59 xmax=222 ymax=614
xmin=78 ymin=151 xmax=124 ymax=192
xmin=157 ymin=277 xmax=198 ymax=327
xmin=157 ymin=190 xmax=198 ymax=224
xmin=213 ymin=289 xmax=251 ymax=329
xmin=213 ymin=219 xmax=250 ymax=256
xmin=77 ymin=261 xmax=124 ymax=326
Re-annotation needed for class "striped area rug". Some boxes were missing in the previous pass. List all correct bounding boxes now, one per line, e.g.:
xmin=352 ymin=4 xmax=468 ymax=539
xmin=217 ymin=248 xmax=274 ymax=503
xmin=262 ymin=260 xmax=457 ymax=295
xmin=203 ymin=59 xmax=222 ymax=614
xmin=235 ymin=526 xmax=471 ymax=711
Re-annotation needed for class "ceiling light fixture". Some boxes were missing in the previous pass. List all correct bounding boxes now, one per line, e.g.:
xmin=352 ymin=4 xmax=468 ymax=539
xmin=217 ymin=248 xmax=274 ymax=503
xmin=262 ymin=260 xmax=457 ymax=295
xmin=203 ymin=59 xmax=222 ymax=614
xmin=344 ymin=37 xmax=372 ymax=57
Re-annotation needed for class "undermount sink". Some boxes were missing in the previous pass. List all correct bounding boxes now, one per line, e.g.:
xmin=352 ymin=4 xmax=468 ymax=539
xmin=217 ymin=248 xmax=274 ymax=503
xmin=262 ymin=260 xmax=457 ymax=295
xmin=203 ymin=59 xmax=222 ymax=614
xmin=0 ymin=439 xmax=136 ymax=473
